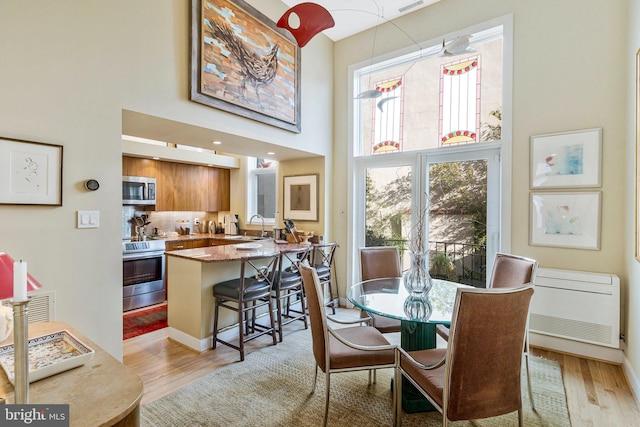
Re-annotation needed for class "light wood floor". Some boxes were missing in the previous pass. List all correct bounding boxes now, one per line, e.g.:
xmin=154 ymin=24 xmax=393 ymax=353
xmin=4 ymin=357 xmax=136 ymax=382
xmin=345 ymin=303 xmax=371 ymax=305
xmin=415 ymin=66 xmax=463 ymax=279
xmin=123 ymin=308 xmax=640 ymax=426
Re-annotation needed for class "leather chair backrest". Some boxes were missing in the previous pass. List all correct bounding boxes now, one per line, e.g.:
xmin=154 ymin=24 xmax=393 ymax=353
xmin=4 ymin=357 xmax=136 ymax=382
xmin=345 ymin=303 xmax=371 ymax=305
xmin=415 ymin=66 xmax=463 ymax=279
xmin=490 ymin=253 xmax=538 ymax=289
xmin=445 ymin=285 xmax=534 ymax=421
xmin=359 ymin=246 xmax=402 ymax=281
xmin=300 ymin=263 xmax=329 ymax=371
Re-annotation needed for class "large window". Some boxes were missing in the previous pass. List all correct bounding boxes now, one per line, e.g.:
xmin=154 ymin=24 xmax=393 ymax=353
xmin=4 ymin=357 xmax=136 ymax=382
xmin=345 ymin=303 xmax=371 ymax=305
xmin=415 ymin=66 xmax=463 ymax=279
xmin=246 ymin=157 xmax=277 ymax=224
xmin=350 ymin=19 xmax=511 ymax=288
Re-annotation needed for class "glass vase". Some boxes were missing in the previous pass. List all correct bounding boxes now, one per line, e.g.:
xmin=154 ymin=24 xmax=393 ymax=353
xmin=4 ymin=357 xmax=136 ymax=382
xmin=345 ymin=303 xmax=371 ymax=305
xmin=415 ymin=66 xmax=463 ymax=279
xmin=403 ymin=295 xmax=432 ymax=321
xmin=403 ymin=252 xmax=433 ymax=296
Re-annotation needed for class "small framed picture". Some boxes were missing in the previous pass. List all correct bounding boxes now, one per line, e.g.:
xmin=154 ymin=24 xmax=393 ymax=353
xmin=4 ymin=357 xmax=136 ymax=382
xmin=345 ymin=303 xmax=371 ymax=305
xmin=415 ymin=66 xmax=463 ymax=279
xmin=283 ymin=174 xmax=318 ymax=221
xmin=530 ymin=191 xmax=601 ymax=250
xmin=530 ymin=128 xmax=602 ymax=189
xmin=0 ymin=137 xmax=63 ymax=206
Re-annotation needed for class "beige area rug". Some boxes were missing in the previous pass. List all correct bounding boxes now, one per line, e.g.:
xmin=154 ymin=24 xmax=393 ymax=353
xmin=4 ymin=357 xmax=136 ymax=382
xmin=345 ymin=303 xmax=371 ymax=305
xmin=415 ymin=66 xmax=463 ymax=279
xmin=141 ymin=328 xmax=570 ymax=427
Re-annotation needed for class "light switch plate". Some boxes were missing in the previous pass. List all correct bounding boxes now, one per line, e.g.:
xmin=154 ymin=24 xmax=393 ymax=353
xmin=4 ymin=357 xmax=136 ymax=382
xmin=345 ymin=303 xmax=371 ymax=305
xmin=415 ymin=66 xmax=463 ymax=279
xmin=77 ymin=210 xmax=99 ymax=228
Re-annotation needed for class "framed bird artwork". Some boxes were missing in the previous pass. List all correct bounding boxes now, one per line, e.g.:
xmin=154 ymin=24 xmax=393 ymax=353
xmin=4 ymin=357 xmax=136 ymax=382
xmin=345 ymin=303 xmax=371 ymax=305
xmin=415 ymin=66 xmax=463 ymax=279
xmin=190 ymin=0 xmax=301 ymax=133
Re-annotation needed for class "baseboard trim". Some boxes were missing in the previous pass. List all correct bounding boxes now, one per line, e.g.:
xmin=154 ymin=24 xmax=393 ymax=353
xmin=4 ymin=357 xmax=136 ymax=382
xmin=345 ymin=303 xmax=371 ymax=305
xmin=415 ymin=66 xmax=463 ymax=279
xmin=623 ymin=355 xmax=640 ymax=404
xmin=167 ymin=327 xmax=209 ymax=352
xmin=529 ymin=332 xmax=624 ymax=363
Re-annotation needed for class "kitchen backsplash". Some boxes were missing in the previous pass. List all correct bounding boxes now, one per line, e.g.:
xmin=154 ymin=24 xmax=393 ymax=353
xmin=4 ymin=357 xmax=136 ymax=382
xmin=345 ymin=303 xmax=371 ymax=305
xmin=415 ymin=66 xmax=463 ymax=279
xmin=122 ymin=206 xmax=219 ymax=240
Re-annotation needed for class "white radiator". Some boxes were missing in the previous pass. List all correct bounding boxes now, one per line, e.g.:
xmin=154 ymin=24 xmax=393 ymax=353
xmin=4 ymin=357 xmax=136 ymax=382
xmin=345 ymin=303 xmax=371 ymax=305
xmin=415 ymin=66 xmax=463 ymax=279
xmin=1 ymin=291 xmax=56 ymax=323
xmin=530 ymin=267 xmax=620 ymax=349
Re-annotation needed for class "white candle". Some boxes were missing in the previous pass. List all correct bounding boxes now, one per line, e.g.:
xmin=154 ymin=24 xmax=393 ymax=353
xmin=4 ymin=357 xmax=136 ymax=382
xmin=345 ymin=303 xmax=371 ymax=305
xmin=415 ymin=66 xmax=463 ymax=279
xmin=13 ymin=260 xmax=27 ymax=302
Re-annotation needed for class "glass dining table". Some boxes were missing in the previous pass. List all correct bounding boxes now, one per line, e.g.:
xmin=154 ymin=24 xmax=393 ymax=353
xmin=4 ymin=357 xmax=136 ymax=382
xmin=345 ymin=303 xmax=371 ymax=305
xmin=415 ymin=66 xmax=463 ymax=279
xmin=348 ymin=276 xmax=472 ymax=412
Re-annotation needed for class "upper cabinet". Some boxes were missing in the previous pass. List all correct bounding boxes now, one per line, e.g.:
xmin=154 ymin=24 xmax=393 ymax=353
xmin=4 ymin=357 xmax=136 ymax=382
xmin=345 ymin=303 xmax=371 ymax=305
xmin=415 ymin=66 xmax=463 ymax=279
xmin=122 ymin=157 xmax=157 ymax=178
xmin=123 ymin=156 xmax=230 ymax=212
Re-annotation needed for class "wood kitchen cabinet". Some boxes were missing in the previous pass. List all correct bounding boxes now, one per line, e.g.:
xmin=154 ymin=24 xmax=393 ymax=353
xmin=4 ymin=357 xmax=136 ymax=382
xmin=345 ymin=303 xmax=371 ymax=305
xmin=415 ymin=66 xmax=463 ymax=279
xmin=165 ymin=239 xmax=209 ymax=251
xmin=123 ymin=156 xmax=230 ymax=212
xmin=208 ymin=168 xmax=230 ymax=211
xmin=122 ymin=157 xmax=157 ymax=177
xmin=155 ymin=161 xmax=186 ymax=211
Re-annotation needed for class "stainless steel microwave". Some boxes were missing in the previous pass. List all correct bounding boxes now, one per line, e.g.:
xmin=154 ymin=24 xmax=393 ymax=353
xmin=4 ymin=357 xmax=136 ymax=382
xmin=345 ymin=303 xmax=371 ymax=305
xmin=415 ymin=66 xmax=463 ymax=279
xmin=122 ymin=176 xmax=156 ymax=205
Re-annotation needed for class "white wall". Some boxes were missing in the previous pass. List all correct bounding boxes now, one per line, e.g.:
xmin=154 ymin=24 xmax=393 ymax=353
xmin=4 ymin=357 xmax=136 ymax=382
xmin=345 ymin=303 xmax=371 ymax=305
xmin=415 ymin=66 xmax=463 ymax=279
xmin=332 ymin=0 xmax=636 ymax=388
xmin=0 ymin=0 xmax=333 ymax=359
xmin=626 ymin=0 xmax=640 ymax=401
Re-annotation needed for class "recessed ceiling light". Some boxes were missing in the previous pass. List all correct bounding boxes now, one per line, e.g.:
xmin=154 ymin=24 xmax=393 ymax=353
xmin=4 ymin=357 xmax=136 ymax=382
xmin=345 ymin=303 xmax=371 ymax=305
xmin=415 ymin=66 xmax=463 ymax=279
xmin=267 ymin=151 xmax=275 ymax=155
xmin=212 ymin=140 xmax=222 ymax=145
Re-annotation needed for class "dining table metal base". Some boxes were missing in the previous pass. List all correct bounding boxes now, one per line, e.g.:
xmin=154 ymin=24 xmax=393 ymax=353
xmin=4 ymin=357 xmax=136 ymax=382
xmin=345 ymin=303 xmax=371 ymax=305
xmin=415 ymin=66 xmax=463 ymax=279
xmin=400 ymin=320 xmax=439 ymax=413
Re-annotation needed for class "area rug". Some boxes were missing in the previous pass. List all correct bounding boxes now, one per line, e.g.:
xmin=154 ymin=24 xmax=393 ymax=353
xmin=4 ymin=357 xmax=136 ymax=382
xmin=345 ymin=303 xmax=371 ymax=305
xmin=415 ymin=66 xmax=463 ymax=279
xmin=123 ymin=304 xmax=167 ymax=340
xmin=140 ymin=328 xmax=570 ymax=427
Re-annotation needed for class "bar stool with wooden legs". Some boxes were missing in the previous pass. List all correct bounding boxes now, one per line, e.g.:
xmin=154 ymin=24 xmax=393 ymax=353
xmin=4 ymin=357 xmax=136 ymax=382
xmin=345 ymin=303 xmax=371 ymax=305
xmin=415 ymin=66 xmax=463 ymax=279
xmin=212 ymin=253 xmax=279 ymax=361
xmin=272 ymin=245 xmax=311 ymax=342
xmin=311 ymin=241 xmax=338 ymax=314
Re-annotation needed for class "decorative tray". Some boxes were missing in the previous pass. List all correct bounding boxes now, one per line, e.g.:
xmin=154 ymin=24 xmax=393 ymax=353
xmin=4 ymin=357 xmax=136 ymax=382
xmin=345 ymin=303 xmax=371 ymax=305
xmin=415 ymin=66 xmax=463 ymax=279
xmin=0 ymin=330 xmax=95 ymax=384
xmin=235 ymin=243 xmax=262 ymax=251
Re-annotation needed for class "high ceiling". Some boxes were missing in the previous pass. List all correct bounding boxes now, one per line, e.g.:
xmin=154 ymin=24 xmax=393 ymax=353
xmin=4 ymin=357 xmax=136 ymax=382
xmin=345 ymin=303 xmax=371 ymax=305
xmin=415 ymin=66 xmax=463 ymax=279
xmin=277 ymin=0 xmax=441 ymax=41
xmin=123 ymin=0 xmax=443 ymax=161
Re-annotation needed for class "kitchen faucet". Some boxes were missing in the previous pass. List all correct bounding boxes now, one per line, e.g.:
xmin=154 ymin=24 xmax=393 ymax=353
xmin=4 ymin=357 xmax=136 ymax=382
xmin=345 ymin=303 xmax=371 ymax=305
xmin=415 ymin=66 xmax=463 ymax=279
xmin=249 ymin=214 xmax=266 ymax=237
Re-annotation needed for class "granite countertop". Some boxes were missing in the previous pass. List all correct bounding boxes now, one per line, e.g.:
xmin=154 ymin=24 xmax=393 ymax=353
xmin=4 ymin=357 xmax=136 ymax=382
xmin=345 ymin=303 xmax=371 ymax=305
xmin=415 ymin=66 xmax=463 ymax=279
xmin=149 ymin=233 xmax=226 ymax=242
xmin=165 ymin=240 xmax=310 ymax=263
xmin=150 ymin=233 xmax=269 ymax=242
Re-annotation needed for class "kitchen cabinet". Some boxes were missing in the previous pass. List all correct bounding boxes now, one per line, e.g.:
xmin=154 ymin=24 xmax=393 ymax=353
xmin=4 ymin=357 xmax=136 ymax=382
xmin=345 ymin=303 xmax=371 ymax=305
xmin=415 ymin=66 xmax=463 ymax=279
xmin=122 ymin=157 xmax=157 ymax=178
xmin=123 ymin=156 xmax=230 ymax=212
xmin=165 ymin=240 xmax=193 ymax=251
xmin=155 ymin=161 xmax=186 ymax=211
xmin=192 ymin=239 xmax=208 ymax=248
xmin=165 ymin=239 xmax=210 ymax=251
xmin=208 ymin=168 xmax=230 ymax=211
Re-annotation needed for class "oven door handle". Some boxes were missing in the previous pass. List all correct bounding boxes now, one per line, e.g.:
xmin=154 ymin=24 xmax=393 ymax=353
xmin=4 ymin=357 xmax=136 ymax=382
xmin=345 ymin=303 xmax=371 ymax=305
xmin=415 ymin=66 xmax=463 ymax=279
xmin=123 ymin=251 xmax=165 ymax=260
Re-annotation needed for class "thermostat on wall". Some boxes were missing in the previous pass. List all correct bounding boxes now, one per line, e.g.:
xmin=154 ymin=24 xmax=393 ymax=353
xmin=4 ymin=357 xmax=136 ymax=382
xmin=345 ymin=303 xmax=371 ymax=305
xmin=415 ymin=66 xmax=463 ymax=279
xmin=84 ymin=179 xmax=100 ymax=191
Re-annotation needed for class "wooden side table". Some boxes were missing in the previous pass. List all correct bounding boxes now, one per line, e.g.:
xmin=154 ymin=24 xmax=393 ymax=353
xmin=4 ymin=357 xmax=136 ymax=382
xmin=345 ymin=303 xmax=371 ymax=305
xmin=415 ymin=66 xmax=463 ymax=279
xmin=0 ymin=321 xmax=143 ymax=426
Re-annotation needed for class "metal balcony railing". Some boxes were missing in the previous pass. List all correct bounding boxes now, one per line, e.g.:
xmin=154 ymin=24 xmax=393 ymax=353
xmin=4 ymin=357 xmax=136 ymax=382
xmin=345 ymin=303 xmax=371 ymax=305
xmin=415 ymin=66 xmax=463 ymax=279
xmin=365 ymin=238 xmax=488 ymax=288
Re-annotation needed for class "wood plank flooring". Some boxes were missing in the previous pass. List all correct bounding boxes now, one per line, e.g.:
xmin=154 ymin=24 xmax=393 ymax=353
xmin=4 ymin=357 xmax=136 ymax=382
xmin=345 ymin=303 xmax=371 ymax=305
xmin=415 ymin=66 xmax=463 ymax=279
xmin=123 ymin=308 xmax=640 ymax=426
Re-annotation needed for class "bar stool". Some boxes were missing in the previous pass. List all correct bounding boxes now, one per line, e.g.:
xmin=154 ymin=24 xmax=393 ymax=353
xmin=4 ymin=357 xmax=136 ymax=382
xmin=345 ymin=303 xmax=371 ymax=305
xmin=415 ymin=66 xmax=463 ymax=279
xmin=212 ymin=253 xmax=279 ymax=361
xmin=273 ymin=246 xmax=311 ymax=342
xmin=311 ymin=242 xmax=338 ymax=314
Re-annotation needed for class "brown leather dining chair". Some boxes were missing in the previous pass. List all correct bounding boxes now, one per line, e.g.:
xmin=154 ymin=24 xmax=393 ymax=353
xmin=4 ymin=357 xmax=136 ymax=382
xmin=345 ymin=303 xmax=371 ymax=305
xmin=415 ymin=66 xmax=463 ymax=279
xmin=435 ymin=252 xmax=538 ymax=408
xmin=359 ymin=246 xmax=403 ymax=333
xmin=395 ymin=284 xmax=535 ymax=426
xmin=300 ymin=262 xmax=397 ymax=427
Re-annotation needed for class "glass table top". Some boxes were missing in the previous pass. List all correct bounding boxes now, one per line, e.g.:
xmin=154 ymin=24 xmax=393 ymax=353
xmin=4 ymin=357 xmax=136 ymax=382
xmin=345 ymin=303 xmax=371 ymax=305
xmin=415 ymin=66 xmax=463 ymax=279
xmin=347 ymin=277 xmax=471 ymax=324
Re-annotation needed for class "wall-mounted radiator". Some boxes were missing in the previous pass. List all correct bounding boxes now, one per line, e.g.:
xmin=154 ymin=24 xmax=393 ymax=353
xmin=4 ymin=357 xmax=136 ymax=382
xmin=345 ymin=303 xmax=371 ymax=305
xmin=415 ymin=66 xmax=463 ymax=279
xmin=530 ymin=267 xmax=620 ymax=349
xmin=1 ymin=291 xmax=56 ymax=323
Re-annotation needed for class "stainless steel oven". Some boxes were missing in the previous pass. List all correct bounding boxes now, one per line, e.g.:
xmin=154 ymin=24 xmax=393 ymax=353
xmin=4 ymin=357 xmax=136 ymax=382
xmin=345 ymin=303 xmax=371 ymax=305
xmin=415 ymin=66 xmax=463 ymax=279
xmin=122 ymin=240 xmax=166 ymax=311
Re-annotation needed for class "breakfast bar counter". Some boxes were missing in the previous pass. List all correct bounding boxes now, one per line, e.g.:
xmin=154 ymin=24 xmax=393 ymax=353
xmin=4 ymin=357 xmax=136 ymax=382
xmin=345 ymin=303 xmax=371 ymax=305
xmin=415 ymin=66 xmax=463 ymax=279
xmin=165 ymin=240 xmax=308 ymax=352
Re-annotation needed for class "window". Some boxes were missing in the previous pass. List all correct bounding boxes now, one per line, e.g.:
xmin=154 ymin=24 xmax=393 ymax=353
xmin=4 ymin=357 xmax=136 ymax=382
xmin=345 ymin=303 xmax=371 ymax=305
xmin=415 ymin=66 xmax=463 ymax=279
xmin=354 ymin=27 xmax=503 ymax=155
xmin=246 ymin=157 xmax=278 ymax=225
xmin=350 ymin=18 xmax=511 ymax=287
